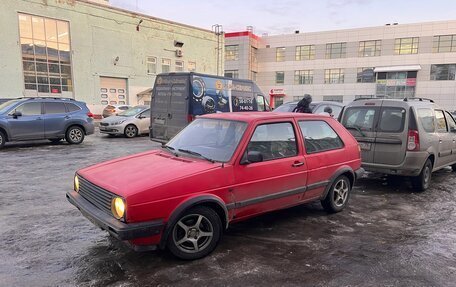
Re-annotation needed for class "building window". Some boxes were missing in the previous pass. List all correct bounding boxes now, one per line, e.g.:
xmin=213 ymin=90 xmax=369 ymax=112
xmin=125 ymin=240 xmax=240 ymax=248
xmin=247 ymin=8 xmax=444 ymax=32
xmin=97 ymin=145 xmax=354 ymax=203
xmin=295 ymin=45 xmax=315 ymax=60
xmin=146 ymin=56 xmax=157 ymax=74
xmin=294 ymin=70 xmax=313 ymax=84
xmin=19 ymin=13 xmax=73 ymax=93
xmin=162 ymin=58 xmax=171 ymax=73
xmin=224 ymin=70 xmax=239 ymax=79
xmin=433 ymin=35 xmax=456 ymax=53
xmin=188 ymin=61 xmax=196 ymax=72
xmin=394 ymin=37 xmax=419 ymax=55
xmin=276 ymin=47 xmax=286 ymax=62
xmin=358 ymin=40 xmax=381 ymax=57
xmin=225 ymin=45 xmax=239 ymax=61
xmin=357 ymin=67 xmax=375 ymax=83
xmin=326 ymin=43 xmax=346 ymax=59
xmin=376 ymin=71 xmax=417 ymax=98
xmin=430 ymin=64 xmax=456 ymax=80
xmin=322 ymin=96 xmax=343 ymax=103
xmin=324 ymin=69 xmax=344 ymax=84
xmin=251 ymin=71 xmax=257 ymax=82
xmin=275 ymin=71 xmax=285 ymax=84
xmin=175 ymin=60 xmax=184 ymax=72
xmin=251 ymin=46 xmax=258 ymax=65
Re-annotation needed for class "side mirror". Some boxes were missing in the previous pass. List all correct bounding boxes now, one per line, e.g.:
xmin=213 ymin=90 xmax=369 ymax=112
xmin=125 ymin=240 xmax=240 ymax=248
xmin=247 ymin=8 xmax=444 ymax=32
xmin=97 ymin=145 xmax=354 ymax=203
xmin=12 ymin=111 xmax=22 ymax=118
xmin=241 ymin=151 xmax=263 ymax=165
xmin=138 ymin=115 xmax=145 ymax=119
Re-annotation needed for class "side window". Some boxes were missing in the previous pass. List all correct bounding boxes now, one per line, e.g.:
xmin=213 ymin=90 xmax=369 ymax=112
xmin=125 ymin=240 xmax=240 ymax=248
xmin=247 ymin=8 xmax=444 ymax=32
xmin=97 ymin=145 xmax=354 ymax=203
xmin=14 ymin=102 xmax=42 ymax=116
xmin=119 ymin=106 xmax=129 ymax=110
xmin=445 ymin=112 xmax=456 ymax=132
xmin=140 ymin=110 xmax=150 ymax=118
xmin=65 ymin=103 xmax=81 ymax=112
xmin=417 ymin=108 xmax=435 ymax=132
xmin=256 ymin=95 xmax=266 ymax=111
xmin=378 ymin=107 xmax=405 ymax=132
xmin=342 ymin=107 xmax=377 ymax=131
xmin=330 ymin=105 xmax=343 ymax=118
xmin=435 ymin=110 xmax=448 ymax=132
xmin=298 ymin=120 xmax=344 ymax=154
xmin=44 ymin=102 xmax=66 ymax=114
xmin=247 ymin=122 xmax=297 ymax=161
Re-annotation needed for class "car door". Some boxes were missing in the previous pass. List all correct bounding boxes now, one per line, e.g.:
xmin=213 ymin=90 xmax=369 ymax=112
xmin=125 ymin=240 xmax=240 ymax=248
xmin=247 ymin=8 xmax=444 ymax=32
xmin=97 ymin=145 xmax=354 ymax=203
xmin=137 ymin=109 xmax=150 ymax=134
xmin=298 ymin=120 xmax=346 ymax=200
xmin=444 ymin=111 xmax=456 ymax=165
xmin=434 ymin=110 xmax=453 ymax=166
xmin=233 ymin=121 xmax=307 ymax=219
xmin=43 ymin=102 xmax=68 ymax=138
xmin=8 ymin=102 xmax=44 ymax=140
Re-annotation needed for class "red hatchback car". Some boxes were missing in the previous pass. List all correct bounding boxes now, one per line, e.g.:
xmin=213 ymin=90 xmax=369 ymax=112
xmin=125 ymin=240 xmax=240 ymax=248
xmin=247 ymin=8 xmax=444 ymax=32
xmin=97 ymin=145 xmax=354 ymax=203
xmin=67 ymin=112 xmax=363 ymax=259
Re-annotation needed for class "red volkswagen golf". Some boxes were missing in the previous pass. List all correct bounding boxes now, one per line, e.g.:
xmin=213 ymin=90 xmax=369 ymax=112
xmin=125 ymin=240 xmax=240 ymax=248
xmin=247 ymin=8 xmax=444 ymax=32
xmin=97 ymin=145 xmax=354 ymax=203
xmin=67 ymin=112 xmax=363 ymax=260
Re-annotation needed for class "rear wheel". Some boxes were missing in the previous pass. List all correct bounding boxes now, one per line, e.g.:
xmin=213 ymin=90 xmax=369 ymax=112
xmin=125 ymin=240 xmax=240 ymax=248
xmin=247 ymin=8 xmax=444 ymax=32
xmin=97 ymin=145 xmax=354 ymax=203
xmin=167 ymin=206 xmax=222 ymax=260
xmin=0 ymin=130 xmax=6 ymax=149
xmin=66 ymin=126 xmax=85 ymax=144
xmin=411 ymin=159 xmax=432 ymax=192
xmin=321 ymin=175 xmax=351 ymax=213
xmin=124 ymin=125 xmax=138 ymax=138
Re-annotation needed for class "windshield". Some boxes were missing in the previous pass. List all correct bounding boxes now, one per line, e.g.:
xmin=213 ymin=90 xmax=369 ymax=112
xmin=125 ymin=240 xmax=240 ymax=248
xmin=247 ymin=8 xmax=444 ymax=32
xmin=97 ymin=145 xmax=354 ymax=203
xmin=0 ymin=99 xmax=21 ymax=113
xmin=167 ymin=118 xmax=248 ymax=162
xmin=118 ymin=106 xmax=145 ymax=117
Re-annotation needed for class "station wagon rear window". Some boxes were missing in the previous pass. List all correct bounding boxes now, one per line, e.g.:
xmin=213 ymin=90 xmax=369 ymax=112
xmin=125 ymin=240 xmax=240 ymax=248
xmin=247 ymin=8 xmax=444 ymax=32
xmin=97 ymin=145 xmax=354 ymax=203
xmin=342 ymin=107 xmax=377 ymax=131
xmin=378 ymin=107 xmax=406 ymax=133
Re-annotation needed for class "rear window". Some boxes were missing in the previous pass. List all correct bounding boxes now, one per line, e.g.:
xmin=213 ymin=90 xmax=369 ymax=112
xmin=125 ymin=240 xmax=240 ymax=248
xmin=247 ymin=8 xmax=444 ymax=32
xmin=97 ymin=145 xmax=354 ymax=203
xmin=378 ymin=108 xmax=406 ymax=133
xmin=417 ymin=108 xmax=435 ymax=132
xmin=342 ymin=107 xmax=377 ymax=131
xmin=65 ymin=103 xmax=81 ymax=112
xmin=298 ymin=120 xmax=344 ymax=154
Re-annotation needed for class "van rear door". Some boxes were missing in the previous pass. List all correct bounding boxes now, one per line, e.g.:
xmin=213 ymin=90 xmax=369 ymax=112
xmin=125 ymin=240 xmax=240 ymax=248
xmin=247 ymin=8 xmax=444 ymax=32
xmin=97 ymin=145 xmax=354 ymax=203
xmin=340 ymin=101 xmax=380 ymax=163
xmin=372 ymin=102 xmax=408 ymax=165
xmin=150 ymin=75 xmax=190 ymax=141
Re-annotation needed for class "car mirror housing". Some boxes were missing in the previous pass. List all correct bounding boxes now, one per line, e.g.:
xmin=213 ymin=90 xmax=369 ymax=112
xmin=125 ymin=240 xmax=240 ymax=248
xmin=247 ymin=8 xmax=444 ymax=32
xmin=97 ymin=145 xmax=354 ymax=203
xmin=241 ymin=151 xmax=263 ymax=165
xmin=12 ymin=111 xmax=22 ymax=118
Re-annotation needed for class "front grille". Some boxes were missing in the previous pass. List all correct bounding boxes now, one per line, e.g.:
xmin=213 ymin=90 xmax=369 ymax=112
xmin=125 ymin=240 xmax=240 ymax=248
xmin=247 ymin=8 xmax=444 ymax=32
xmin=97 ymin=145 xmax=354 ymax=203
xmin=78 ymin=176 xmax=114 ymax=215
xmin=100 ymin=122 xmax=109 ymax=126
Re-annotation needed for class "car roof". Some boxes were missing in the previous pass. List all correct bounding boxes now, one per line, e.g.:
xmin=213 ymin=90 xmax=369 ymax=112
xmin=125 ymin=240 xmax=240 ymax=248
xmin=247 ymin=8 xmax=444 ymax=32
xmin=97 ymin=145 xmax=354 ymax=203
xmin=347 ymin=98 xmax=440 ymax=108
xmin=280 ymin=101 xmax=344 ymax=106
xmin=200 ymin=112 xmax=331 ymax=122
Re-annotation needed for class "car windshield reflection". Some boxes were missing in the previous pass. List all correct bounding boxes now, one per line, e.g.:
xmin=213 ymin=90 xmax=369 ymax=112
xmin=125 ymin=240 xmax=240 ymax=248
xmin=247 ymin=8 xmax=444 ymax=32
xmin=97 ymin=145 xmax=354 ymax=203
xmin=118 ymin=106 xmax=145 ymax=117
xmin=167 ymin=118 xmax=247 ymax=162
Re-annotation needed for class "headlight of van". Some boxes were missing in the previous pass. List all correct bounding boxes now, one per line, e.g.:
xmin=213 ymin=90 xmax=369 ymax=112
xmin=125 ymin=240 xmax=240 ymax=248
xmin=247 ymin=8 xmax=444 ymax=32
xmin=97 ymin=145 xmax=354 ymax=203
xmin=111 ymin=197 xmax=126 ymax=220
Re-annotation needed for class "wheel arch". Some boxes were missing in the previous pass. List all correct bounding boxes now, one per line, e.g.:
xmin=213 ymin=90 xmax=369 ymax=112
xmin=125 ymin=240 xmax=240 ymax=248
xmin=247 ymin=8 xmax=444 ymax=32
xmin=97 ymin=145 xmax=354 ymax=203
xmin=0 ymin=125 xmax=9 ymax=142
xmin=65 ymin=122 xmax=86 ymax=134
xmin=320 ymin=166 xmax=354 ymax=200
xmin=159 ymin=195 xmax=229 ymax=250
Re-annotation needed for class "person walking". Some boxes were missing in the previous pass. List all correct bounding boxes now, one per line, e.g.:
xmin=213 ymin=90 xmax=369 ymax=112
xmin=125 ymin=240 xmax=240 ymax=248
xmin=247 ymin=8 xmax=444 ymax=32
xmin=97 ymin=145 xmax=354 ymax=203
xmin=293 ymin=94 xmax=313 ymax=113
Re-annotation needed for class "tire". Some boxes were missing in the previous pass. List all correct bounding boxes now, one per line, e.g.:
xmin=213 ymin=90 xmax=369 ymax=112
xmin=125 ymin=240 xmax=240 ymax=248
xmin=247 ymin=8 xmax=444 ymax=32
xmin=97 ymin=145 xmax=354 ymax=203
xmin=0 ymin=130 xmax=6 ymax=149
xmin=452 ymin=164 xmax=456 ymax=172
xmin=124 ymin=125 xmax=138 ymax=138
xmin=65 ymin=126 xmax=85 ymax=144
xmin=321 ymin=175 xmax=351 ymax=213
xmin=167 ymin=206 xmax=222 ymax=260
xmin=49 ymin=138 xmax=62 ymax=143
xmin=411 ymin=159 xmax=432 ymax=192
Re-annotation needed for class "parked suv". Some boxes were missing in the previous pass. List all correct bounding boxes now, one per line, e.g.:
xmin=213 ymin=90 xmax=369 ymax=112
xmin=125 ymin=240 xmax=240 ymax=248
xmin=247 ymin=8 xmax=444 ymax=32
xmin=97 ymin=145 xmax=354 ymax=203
xmin=67 ymin=112 xmax=362 ymax=260
xmin=0 ymin=97 xmax=94 ymax=149
xmin=339 ymin=97 xmax=456 ymax=191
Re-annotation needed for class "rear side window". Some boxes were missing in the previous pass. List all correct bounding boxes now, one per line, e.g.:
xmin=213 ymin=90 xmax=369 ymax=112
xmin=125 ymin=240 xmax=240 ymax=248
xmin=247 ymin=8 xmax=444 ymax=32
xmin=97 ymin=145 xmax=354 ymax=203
xmin=44 ymin=102 xmax=66 ymax=114
xmin=65 ymin=103 xmax=81 ymax=112
xmin=248 ymin=122 xmax=298 ymax=161
xmin=417 ymin=108 xmax=435 ymax=132
xmin=445 ymin=112 xmax=456 ymax=132
xmin=435 ymin=110 xmax=448 ymax=132
xmin=298 ymin=121 xmax=344 ymax=154
xmin=342 ymin=107 xmax=377 ymax=131
xmin=378 ymin=108 xmax=406 ymax=132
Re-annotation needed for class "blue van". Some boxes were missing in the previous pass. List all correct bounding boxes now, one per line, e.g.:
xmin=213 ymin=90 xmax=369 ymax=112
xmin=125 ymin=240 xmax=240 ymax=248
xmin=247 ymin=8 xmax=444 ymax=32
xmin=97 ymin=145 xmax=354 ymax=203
xmin=150 ymin=72 xmax=270 ymax=142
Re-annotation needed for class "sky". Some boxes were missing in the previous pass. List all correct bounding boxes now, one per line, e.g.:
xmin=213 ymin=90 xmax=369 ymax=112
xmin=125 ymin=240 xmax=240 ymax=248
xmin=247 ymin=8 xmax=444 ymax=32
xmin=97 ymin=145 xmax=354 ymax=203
xmin=109 ymin=0 xmax=456 ymax=35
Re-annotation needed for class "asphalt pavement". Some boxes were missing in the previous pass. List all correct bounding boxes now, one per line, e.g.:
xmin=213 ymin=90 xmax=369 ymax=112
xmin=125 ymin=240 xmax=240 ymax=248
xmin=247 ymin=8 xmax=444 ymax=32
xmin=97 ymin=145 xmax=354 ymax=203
xmin=0 ymin=130 xmax=455 ymax=287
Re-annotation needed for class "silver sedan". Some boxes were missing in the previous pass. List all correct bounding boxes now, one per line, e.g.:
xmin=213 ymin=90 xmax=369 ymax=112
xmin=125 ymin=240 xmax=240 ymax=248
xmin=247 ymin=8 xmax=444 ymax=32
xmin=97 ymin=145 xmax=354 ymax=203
xmin=99 ymin=105 xmax=150 ymax=138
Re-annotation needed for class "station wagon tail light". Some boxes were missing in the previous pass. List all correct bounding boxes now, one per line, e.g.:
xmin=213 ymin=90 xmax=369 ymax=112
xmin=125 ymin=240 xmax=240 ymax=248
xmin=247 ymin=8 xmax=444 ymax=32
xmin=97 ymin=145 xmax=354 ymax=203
xmin=74 ymin=175 xmax=80 ymax=192
xmin=407 ymin=130 xmax=420 ymax=151
xmin=111 ymin=197 xmax=126 ymax=220
xmin=87 ymin=112 xmax=94 ymax=118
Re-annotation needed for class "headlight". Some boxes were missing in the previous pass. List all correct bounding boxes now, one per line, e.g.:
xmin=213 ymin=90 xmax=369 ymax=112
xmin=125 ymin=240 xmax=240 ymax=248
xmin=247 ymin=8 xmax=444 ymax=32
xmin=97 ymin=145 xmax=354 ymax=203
xmin=74 ymin=175 xmax=79 ymax=192
xmin=111 ymin=197 xmax=125 ymax=219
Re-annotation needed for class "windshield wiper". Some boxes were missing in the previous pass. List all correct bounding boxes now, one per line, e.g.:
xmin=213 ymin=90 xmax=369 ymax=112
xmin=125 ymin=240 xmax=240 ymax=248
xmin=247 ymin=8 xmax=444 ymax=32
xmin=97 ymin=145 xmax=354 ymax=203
xmin=346 ymin=125 xmax=366 ymax=137
xmin=162 ymin=144 xmax=178 ymax=156
xmin=178 ymin=148 xmax=215 ymax=163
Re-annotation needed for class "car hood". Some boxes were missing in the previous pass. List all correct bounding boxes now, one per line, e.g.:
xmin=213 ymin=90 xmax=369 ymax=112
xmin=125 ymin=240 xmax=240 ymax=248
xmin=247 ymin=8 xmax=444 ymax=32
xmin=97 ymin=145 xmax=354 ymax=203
xmin=77 ymin=150 xmax=219 ymax=198
xmin=101 ymin=115 xmax=134 ymax=124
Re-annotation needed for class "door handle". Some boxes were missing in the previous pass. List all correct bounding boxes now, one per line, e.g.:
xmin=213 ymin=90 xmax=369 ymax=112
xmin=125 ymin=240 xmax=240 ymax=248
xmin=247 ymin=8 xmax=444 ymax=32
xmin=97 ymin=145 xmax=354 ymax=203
xmin=292 ymin=161 xmax=304 ymax=167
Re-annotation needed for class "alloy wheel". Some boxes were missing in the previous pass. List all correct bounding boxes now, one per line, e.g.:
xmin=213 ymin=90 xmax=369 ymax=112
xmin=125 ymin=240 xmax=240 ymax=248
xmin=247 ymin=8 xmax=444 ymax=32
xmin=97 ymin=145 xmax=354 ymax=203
xmin=69 ymin=128 xmax=83 ymax=143
xmin=333 ymin=179 xmax=349 ymax=207
xmin=125 ymin=126 xmax=137 ymax=138
xmin=172 ymin=214 xmax=214 ymax=254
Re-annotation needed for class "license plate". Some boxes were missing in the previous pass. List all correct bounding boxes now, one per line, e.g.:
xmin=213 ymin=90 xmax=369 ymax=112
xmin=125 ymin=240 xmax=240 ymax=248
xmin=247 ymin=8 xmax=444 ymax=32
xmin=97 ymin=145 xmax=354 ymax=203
xmin=359 ymin=142 xmax=371 ymax=151
xmin=154 ymin=119 xmax=165 ymax=125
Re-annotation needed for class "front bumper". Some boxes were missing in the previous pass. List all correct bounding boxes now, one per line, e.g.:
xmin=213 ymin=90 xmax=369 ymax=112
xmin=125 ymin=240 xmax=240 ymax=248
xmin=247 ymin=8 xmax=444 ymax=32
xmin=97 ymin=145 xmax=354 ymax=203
xmin=99 ymin=124 xmax=124 ymax=135
xmin=66 ymin=191 xmax=164 ymax=241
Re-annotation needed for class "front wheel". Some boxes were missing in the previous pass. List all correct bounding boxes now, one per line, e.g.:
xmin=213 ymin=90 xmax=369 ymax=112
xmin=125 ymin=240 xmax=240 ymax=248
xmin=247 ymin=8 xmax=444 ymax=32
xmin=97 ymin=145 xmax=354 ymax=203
xmin=124 ymin=125 xmax=138 ymax=138
xmin=66 ymin=126 xmax=85 ymax=144
xmin=321 ymin=175 xmax=351 ymax=213
xmin=167 ymin=206 xmax=222 ymax=260
xmin=411 ymin=159 xmax=432 ymax=192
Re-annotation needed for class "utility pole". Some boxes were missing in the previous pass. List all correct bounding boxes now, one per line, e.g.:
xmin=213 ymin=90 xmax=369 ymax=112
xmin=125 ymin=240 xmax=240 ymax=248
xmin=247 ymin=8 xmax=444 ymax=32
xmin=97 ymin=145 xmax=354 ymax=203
xmin=212 ymin=24 xmax=223 ymax=76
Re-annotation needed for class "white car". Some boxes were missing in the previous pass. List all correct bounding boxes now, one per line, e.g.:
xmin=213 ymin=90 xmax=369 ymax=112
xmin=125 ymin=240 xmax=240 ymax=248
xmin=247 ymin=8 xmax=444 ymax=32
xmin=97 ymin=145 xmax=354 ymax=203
xmin=99 ymin=106 xmax=150 ymax=138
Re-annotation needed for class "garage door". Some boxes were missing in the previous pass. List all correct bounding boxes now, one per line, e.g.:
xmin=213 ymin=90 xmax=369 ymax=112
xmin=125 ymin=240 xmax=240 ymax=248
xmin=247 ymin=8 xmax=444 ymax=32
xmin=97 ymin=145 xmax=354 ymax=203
xmin=100 ymin=77 xmax=127 ymax=106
